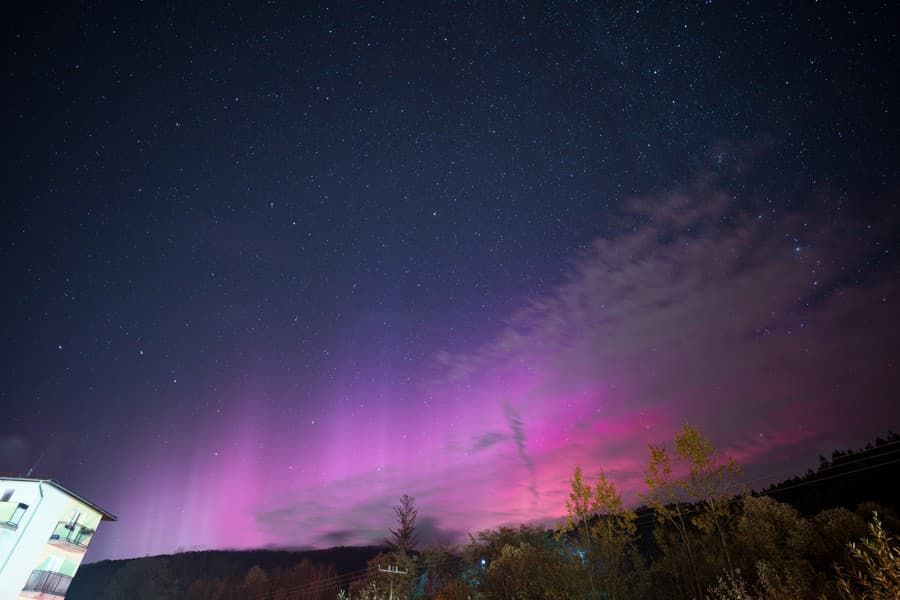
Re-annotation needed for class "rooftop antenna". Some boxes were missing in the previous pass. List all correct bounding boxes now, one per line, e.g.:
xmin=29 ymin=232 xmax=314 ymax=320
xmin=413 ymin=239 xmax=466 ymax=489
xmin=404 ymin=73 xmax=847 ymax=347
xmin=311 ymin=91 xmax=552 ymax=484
xmin=26 ymin=448 xmax=47 ymax=478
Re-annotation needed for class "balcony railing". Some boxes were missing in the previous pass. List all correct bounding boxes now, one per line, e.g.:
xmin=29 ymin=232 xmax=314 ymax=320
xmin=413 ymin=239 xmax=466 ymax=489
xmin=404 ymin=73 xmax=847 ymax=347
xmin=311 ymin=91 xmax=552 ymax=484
xmin=22 ymin=569 xmax=72 ymax=596
xmin=0 ymin=501 xmax=28 ymax=529
xmin=49 ymin=521 xmax=95 ymax=551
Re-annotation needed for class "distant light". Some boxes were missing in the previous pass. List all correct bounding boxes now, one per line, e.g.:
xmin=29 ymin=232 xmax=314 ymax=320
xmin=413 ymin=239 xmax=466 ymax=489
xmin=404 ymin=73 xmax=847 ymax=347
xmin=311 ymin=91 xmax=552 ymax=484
xmin=481 ymin=559 xmax=486 ymax=566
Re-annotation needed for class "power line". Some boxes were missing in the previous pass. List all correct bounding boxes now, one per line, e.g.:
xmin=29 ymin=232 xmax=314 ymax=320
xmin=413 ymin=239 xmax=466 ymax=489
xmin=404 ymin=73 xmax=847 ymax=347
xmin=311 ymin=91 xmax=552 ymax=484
xmin=733 ymin=438 xmax=900 ymax=491
xmin=627 ymin=453 xmax=900 ymax=531
xmin=248 ymin=563 xmax=376 ymax=600
xmin=252 ymin=552 xmax=469 ymax=600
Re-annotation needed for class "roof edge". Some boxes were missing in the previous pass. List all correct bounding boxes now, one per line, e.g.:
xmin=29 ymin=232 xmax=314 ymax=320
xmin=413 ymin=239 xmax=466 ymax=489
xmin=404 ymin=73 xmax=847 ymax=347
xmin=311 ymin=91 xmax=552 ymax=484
xmin=1 ymin=475 xmax=118 ymax=521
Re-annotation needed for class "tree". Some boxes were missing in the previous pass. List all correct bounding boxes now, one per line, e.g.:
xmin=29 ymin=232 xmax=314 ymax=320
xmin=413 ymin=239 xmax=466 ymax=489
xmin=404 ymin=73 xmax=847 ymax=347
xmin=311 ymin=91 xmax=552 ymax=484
xmin=340 ymin=580 xmax=379 ymax=600
xmin=388 ymin=494 xmax=419 ymax=555
xmin=482 ymin=543 xmax=530 ymax=599
xmin=673 ymin=423 xmax=741 ymax=575
xmin=559 ymin=465 xmax=638 ymax=600
xmin=434 ymin=579 xmax=474 ymax=600
xmin=642 ymin=440 xmax=703 ymax=599
xmin=481 ymin=541 xmax=581 ymax=600
xmin=186 ymin=577 xmax=226 ymax=600
xmin=707 ymin=569 xmax=754 ymax=600
xmin=100 ymin=557 xmax=177 ymax=600
xmin=465 ymin=525 xmax=576 ymax=597
xmin=731 ymin=496 xmax=814 ymax=594
xmin=834 ymin=513 xmax=900 ymax=600
xmin=271 ymin=559 xmax=339 ymax=600
xmin=642 ymin=424 xmax=742 ymax=599
xmin=419 ymin=544 xmax=463 ymax=599
xmin=240 ymin=565 xmax=270 ymax=599
xmin=561 ymin=464 xmax=598 ymax=599
xmin=810 ymin=507 xmax=867 ymax=569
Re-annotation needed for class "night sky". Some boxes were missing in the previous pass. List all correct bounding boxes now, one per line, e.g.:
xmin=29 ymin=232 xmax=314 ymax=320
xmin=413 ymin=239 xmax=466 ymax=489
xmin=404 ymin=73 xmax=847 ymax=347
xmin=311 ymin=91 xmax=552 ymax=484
xmin=3 ymin=2 xmax=899 ymax=562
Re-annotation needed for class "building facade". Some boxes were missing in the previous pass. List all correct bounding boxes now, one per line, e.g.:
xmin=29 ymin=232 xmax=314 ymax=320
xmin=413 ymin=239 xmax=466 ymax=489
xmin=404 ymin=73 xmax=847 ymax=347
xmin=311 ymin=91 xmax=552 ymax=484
xmin=0 ymin=476 xmax=116 ymax=599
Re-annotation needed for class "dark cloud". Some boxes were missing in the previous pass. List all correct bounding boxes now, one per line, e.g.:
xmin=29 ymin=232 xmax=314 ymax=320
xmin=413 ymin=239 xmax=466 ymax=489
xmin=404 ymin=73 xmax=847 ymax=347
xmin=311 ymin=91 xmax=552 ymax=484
xmin=470 ymin=431 xmax=505 ymax=452
xmin=315 ymin=529 xmax=358 ymax=547
xmin=249 ymin=468 xmax=475 ymax=550
xmin=504 ymin=402 xmax=538 ymax=504
xmin=414 ymin=516 xmax=465 ymax=548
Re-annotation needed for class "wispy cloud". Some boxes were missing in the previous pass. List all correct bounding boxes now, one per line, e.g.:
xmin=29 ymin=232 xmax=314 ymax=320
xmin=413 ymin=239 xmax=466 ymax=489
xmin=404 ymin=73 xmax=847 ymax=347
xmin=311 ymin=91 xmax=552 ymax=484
xmin=108 ymin=170 xmax=899 ymax=559
xmin=429 ymin=174 xmax=900 ymax=506
xmin=504 ymin=402 xmax=538 ymax=504
xmin=470 ymin=431 xmax=505 ymax=452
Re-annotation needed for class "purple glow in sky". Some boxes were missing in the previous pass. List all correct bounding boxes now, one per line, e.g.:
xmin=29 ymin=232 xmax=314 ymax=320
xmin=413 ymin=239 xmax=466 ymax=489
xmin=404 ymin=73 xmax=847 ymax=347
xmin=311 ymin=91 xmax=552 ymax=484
xmin=85 ymin=176 xmax=899 ymax=561
xmin=4 ymin=2 xmax=899 ymax=565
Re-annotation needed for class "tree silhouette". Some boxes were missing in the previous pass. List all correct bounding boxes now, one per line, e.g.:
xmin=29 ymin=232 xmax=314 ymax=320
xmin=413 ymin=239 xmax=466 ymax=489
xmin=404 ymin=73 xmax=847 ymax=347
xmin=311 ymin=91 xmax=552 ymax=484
xmin=388 ymin=494 xmax=419 ymax=554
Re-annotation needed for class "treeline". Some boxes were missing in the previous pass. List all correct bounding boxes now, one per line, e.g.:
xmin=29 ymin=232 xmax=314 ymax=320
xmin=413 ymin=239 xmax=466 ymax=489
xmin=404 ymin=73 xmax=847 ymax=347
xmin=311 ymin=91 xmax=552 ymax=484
xmin=336 ymin=426 xmax=900 ymax=600
xmin=71 ymin=428 xmax=900 ymax=599
xmin=68 ymin=547 xmax=383 ymax=599
xmin=766 ymin=430 xmax=900 ymax=515
xmin=185 ymin=559 xmax=339 ymax=599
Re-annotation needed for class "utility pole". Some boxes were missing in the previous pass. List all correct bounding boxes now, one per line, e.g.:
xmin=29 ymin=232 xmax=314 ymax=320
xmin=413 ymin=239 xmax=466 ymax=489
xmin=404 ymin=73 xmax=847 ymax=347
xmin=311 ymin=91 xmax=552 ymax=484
xmin=378 ymin=565 xmax=408 ymax=600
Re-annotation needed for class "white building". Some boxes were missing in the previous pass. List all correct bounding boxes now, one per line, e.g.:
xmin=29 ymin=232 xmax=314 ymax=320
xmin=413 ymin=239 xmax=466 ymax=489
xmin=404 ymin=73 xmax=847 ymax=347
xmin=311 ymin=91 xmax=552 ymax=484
xmin=0 ymin=476 xmax=116 ymax=599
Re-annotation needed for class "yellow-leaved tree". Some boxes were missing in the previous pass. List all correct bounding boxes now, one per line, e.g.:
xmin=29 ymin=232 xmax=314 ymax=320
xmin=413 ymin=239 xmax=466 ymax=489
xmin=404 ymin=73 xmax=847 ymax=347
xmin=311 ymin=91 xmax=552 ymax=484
xmin=834 ymin=512 xmax=900 ymax=600
xmin=559 ymin=464 xmax=638 ymax=600
xmin=642 ymin=423 xmax=742 ymax=599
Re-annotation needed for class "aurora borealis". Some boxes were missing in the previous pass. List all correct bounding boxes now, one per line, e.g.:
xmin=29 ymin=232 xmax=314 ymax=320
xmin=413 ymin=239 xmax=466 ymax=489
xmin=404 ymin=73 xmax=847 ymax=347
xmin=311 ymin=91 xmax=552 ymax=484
xmin=2 ymin=2 xmax=898 ymax=562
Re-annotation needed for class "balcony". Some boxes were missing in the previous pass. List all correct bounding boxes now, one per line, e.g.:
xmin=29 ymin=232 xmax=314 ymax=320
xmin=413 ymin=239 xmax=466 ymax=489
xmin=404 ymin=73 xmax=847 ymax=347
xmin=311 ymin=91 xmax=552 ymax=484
xmin=0 ymin=501 xmax=28 ymax=530
xmin=21 ymin=569 xmax=72 ymax=597
xmin=48 ymin=521 xmax=95 ymax=552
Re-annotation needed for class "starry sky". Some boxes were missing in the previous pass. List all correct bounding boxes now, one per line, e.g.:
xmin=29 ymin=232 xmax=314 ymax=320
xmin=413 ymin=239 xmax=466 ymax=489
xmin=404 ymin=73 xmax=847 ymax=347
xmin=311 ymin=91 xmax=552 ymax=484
xmin=2 ymin=2 xmax=899 ymax=562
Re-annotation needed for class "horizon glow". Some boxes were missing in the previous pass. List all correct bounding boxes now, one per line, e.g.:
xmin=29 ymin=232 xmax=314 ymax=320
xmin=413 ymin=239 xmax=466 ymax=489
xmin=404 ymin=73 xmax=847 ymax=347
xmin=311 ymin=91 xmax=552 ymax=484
xmin=70 ymin=180 xmax=900 ymax=561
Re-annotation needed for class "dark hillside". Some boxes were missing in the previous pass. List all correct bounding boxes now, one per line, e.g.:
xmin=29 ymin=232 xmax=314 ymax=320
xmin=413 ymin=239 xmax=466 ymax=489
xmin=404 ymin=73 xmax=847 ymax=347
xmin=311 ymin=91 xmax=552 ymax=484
xmin=68 ymin=546 xmax=384 ymax=599
xmin=67 ymin=434 xmax=900 ymax=598
xmin=765 ymin=431 xmax=900 ymax=516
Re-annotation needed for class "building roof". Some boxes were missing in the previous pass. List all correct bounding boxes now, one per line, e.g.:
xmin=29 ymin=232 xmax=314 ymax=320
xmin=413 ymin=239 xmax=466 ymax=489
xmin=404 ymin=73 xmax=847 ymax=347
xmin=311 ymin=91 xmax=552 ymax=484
xmin=0 ymin=475 xmax=118 ymax=521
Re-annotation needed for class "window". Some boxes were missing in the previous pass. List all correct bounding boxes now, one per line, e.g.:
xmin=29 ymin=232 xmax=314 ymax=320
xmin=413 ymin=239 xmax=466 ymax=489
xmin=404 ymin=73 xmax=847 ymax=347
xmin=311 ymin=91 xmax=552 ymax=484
xmin=9 ymin=503 xmax=27 ymax=527
xmin=1 ymin=489 xmax=12 ymax=502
